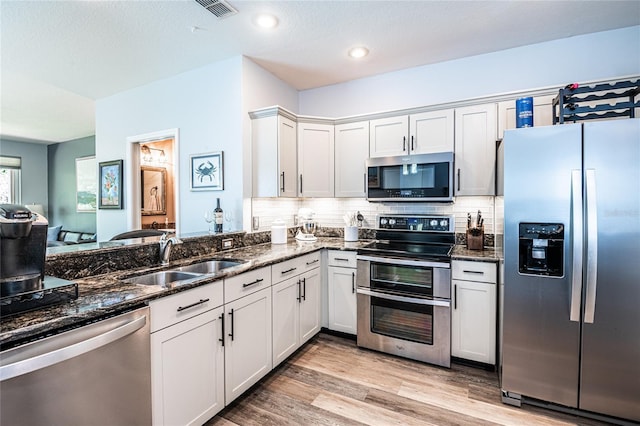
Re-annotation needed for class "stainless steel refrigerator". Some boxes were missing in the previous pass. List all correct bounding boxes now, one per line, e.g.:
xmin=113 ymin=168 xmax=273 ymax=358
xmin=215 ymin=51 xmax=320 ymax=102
xmin=501 ymin=118 xmax=640 ymax=423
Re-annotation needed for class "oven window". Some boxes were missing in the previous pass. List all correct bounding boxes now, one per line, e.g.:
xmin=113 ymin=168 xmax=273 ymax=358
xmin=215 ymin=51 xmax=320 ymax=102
xmin=371 ymin=296 xmax=433 ymax=345
xmin=370 ymin=263 xmax=433 ymax=296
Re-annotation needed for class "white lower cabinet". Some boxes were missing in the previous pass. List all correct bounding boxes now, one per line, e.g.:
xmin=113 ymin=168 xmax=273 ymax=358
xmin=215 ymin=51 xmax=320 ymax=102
xmin=451 ymin=260 xmax=497 ymax=365
xmin=299 ymin=268 xmax=321 ymax=343
xmin=272 ymin=276 xmax=301 ymax=365
xmin=327 ymin=250 xmax=357 ymax=335
xmin=150 ymin=283 xmax=225 ymax=426
xmin=272 ymin=256 xmax=321 ymax=367
xmin=223 ymin=286 xmax=272 ymax=405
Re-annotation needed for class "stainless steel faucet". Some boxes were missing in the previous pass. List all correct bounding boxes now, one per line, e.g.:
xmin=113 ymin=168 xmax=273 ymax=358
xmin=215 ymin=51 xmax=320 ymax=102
xmin=159 ymin=233 xmax=179 ymax=265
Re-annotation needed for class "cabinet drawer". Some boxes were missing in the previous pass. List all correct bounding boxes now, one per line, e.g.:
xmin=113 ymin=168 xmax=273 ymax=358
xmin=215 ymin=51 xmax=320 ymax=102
xmin=299 ymin=251 xmax=322 ymax=272
xmin=272 ymin=257 xmax=303 ymax=283
xmin=150 ymin=282 xmax=223 ymax=333
xmin=327 ymin=250 xmax=357 ymax=268
xmin=272 ymin=252 xmax=321 ymax=283
xmin=224 ymin=266 xmax=271 ymax=304
xmin=452 ymin=260 xmax=497 ymax=283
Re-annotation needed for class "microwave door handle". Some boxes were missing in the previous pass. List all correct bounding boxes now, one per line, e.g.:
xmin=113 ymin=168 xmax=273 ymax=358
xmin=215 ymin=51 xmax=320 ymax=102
xmin=570 ymin=170 xmax=583 ymax=322
xmin=584 ymin=169 xmax=598 ymax=323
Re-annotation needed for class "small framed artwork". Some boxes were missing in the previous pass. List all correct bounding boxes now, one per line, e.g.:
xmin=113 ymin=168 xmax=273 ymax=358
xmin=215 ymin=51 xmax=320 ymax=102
xmin=99 ymin=159 xmax=124 ymax=209
xmin=190 ymin=151 xmax=223 ymax=191
xmin=76 ymin=156 xmax=97 ymax=212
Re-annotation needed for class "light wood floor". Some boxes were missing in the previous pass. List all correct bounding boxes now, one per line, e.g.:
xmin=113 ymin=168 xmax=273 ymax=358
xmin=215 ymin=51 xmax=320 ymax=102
xmin=206 ymin=333 xmax=611 ymax=426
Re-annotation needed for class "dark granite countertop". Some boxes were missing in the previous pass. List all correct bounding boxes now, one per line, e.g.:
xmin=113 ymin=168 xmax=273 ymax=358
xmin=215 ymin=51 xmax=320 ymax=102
xmin=1 ymin=237 xmax=368 ymax=350
xmin=2 ymin=237 xmax=502 ymax=349
xmin=451 ymin=245 xmax=503 ymax=262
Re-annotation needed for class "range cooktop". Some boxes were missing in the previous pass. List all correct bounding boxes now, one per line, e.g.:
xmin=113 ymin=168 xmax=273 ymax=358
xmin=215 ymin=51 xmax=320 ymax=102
xmin=358 ymin=214 xmax=456 ymax=260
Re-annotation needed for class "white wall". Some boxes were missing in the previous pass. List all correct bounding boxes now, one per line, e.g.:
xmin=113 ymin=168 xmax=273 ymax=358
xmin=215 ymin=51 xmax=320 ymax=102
xmin=241 ymin=57 xmax=299 ymax=230
xmin=299 ymin=26 xmax=640 ymax=117
xmin=95 ymin=57 xmax=243 ymax=240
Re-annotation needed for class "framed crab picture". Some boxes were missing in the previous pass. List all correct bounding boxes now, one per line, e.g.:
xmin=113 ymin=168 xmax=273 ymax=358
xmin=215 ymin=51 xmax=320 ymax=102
xmin=190 ymin=151 xmax=224 ymax=191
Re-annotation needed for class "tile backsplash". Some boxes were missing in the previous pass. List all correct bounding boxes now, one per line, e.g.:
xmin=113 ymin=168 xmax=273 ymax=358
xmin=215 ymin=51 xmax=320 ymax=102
xmin=251 ymin=196 xmax=504 ymax=246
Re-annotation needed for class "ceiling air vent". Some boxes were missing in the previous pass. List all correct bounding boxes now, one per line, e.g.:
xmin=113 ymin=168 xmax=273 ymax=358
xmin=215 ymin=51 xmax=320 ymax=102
xmin=194 ymin=0 xmax=238 ymax=19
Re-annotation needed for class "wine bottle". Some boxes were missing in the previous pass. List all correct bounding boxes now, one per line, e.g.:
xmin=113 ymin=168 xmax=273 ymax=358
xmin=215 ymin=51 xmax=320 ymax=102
xmin=214 ymin=198 xmax=223 ymax=233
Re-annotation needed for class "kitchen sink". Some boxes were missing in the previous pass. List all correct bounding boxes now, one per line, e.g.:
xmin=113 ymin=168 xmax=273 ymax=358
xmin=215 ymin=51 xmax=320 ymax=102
xmin=124 ymin=270 xmax=203 ymax=287
xmin=176 ymin=259 xmax=246 ymax=274
xmin=123 ymin=259 xmax=246 ymax=288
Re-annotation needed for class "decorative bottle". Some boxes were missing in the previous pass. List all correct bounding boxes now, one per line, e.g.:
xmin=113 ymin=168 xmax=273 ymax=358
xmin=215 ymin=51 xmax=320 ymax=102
xmin=214 ymin=198 xmax=223 ymax=233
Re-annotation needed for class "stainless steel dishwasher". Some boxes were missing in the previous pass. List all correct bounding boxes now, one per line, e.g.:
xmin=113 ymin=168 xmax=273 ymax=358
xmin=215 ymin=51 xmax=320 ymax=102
xmin=0 ymin=306 xmax=151 ymax=425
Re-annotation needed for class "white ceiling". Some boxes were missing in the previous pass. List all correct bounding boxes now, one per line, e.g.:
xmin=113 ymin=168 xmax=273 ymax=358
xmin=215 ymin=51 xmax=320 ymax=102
xmin=1 ymin=0 xmax=638 ymax=144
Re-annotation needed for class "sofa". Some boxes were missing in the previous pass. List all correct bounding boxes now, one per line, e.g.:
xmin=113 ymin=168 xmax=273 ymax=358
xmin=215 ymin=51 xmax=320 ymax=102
xmin=47 ymin=225 xmax=97 ymax=247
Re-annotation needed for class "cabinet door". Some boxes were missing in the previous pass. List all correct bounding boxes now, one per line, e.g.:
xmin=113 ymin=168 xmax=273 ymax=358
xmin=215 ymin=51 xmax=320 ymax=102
xmin=272 ymin=277 xmax=301 ymax=367
xmin=298 ymin=122 xmax=334 ymax=197
xmin=151 ymin=306 xmax=224 ymax=426
xmin=369 ymin=115 xmax=409 ymax=157
xmin=454 ymin=104 xmax=497 ymax=196
xmin=327 ymin=266 xmax=357 ymax=335
xmin=252 ymin=114 xmax=297 ymax=197
xmin=451 ymin=279 xmax=496 ymax=364
xmin=497 ymin=95 xmax=555 ymax=139
xmin=335 ymin=121 xmax=369 ymax=197
xmin=409 ymin=109 xmax=454 ymax=154
xmin=224 ymin=287 xmax=272 ymax=405
xmin=299 ymin=267 xmax=321 ymax=344
xmin=279 ymin=115 xmax=298 ymax=197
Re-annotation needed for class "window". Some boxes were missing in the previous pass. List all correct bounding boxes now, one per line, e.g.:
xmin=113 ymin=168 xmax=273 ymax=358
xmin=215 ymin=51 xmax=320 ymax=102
xmin=0 ymin=156 xmax=22 ymax=204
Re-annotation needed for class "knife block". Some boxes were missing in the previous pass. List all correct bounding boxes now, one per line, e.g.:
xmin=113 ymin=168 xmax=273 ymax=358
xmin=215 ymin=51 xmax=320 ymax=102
xmin=466 ymin=228 xmax=484 ymax=250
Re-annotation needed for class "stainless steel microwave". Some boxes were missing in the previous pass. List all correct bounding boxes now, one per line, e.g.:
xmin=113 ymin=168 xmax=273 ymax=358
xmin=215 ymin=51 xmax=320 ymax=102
xmin=366 ymin=152 xmax=454 ymax=202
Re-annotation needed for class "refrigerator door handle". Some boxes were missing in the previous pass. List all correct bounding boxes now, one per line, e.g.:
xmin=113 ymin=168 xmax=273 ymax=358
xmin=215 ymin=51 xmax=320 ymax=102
xmin=584 ymin=169 xmax=598 ymax=323
xmin=570 ymin=170 xmax=583 ymax=322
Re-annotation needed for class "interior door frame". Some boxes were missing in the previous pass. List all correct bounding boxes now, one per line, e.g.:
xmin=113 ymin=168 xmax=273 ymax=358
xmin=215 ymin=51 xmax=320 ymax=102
xmin=126 ymin=128 xmax=180 ymax=234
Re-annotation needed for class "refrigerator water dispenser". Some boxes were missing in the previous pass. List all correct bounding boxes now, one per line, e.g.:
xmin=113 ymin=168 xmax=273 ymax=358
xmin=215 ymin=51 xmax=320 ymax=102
xmin=518 ymin=223 xmax=564 ymax=277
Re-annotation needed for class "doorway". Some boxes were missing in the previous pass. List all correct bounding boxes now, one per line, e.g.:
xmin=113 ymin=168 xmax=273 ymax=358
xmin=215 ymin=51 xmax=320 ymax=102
xmin=126 ymin=129 xmax=180 ymax=235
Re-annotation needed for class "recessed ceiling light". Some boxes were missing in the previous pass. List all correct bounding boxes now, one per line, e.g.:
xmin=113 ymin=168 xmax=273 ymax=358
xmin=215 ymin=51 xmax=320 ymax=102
xmin=254 ymin=14 xmax=279 ymax=29
xmin=348 ymin=46 xmax=369 ymax=59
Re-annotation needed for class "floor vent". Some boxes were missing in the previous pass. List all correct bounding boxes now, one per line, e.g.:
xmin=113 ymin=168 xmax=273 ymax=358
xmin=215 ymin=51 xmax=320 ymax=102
xmin=194 ymin=0 xmax=238 ymax=19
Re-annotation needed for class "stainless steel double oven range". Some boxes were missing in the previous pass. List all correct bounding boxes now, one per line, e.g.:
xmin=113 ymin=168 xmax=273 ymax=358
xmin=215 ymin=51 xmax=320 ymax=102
xmin=356 ymin=214 xmax=454 ymax=368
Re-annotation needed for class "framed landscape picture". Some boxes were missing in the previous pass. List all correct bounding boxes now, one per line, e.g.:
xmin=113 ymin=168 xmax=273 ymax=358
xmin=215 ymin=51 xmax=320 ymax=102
xmin=190 ymin=151 xmax=223 ymax=191
xmin=99 ymin=159 xmax=123 ymax=209
xmin=76 ymin=156 xmax=97 ymax=212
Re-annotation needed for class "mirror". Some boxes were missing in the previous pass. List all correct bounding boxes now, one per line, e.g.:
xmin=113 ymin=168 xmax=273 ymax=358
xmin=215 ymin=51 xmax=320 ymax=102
xmin=141 ymin=166 xmax=166 ymax=215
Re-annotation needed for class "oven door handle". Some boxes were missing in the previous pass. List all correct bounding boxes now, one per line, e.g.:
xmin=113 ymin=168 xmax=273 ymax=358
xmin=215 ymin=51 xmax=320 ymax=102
xmin=356 ymin=255 xmax=450 ymax=269
xmin=356 ymin=288 xmax=450 ymax=307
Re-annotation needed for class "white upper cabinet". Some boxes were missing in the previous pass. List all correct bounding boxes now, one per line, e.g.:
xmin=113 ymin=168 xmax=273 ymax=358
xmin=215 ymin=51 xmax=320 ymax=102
xmin=370 ymin=110 xmax=454 ymax=158
xmin=334 ymin=121 xmax=369 ymax=197
xmin=251 ymin=109 xmax=297 ymax=198
xmin=409 ymin=109 xmax=455 ymax=154
xmin=298 ymin=122 xmax=335 ymax=197
xmin=498 ymin=95 xmax=555 ymax=139
xmin=369 ymin=115 xmax=409 ymax=157
xmin=454 ymin=103 xmax=498 ymax=196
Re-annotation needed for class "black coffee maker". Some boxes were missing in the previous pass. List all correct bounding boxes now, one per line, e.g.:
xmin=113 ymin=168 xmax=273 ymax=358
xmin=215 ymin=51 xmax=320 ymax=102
xmin=0 ymin=204 xmax=48 ymax=297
